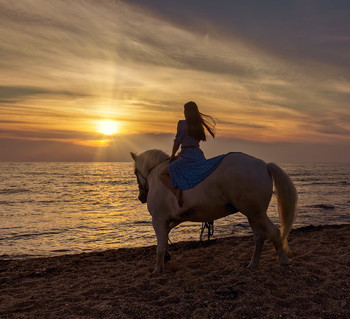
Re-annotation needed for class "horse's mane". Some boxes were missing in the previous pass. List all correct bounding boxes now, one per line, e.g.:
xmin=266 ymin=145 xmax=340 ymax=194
xmin=138 ymin=149 xmax=170 ymax=174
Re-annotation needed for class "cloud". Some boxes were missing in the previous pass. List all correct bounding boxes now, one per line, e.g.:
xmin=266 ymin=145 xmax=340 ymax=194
xmin=1 ymin=133 xmax=349 ymax=162
xmin=0 ymin=85 xmax=88 ymax=102
xmin=0 ymin=137 xmax=96 ymax=162
xmin=0 ymin=128 xmax=95 ymax=140
xmin=0 ymin=0 xmax=349 ymax=161
xmin=128 ymin=1 xmax=350 ymax=68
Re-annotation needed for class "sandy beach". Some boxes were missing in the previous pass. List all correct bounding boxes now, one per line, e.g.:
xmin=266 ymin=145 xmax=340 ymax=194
xmin=1 ymin=224 xmax=349 ymax=318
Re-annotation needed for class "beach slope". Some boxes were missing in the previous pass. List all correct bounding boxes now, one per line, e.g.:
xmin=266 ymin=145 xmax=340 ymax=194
xmin=1 ymin=224 xmax=349 ymax=318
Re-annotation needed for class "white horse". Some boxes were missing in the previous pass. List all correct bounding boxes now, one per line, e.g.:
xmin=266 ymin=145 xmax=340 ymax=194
xmin=131 ymin=150 xmax=297 ymax=273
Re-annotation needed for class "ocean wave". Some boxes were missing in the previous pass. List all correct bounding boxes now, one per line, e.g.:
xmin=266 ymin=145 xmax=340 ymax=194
xmin=231 ymin=223 xmax=249 ymax=232
xmin=0 ymin=162 xmax=348 ymax=260
xmin=308 ymin=181 xmax=349 ymax=186
xmin=0 ymin=230 xmax=64 ymax=241
xmin=50 ymin=249 xmax=71 ymax=253
xmin=0 ymin=201 xmax=15 ymax=205
xmin=132 ymin=221 xmax=152 ymax=225
xmin=312 ymin=204 xmax=335 ymax=210
xmin=0 ymin=253 xmax=40 ymax=260
xmin=66 ymin=180 xmax=134 ymax=186
xmin=295 ymin=178 xmax=321 ymax=182
xmin=68 ymin=181 xmax=96 ymax=186
xmin=0 ymin=188 xmax=30 ymax=194
xmin=106 ymin=180 xmax=134 ymax=186
xmin=38 ymin=200 xmax=58 ymax=204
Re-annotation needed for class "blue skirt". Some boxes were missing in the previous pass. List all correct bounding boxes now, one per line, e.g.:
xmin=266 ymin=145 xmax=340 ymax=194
xmin=169 ymin=148 xmax=225 ymax=190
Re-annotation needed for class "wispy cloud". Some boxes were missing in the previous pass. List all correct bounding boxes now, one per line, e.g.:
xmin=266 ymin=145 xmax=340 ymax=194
xmin=0 ymin=0 xmax=349 ymax=161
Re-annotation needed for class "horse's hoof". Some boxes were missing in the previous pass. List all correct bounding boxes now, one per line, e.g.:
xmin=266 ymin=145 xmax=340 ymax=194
xmin=153 ymin=268 xmax=163 ymax=273
xmin=279 ymin=255 xmax=290 ymax=265
xmin=280 ymin=259 xmax=291 ymax=266
xmin=246 ymin=263 xmax=258 ymax=269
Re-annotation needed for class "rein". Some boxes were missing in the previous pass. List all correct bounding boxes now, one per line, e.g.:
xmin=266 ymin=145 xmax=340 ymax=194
xmin=135 ymin=158 xmax=169 ymax=193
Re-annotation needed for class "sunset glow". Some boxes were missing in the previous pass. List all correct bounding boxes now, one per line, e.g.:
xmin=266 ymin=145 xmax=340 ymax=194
xmin=96 ymin=120 xmax=120 ymax=136
xmin=0 ymin=0 xmax=349 ymax=162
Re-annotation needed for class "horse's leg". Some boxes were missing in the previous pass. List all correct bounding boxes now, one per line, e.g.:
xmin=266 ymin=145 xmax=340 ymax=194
xmin=247 ymin=218 xmax=266 ymax=268
xmin=250 ymin=214 xmax=289 ymax=265
xmin=164 ymin=219 xmax=180 ymax=263
xmin=152 ymin=217 xmax=169 ymax=273
xmin=164 ymin=240 xmax=171 ymax=262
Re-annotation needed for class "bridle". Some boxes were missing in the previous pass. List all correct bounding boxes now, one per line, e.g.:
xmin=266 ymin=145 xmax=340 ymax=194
xmin=134 ymin=160 xmax=168 ymax=203
xmin=134 ymin=167 xmax=149 ymax=192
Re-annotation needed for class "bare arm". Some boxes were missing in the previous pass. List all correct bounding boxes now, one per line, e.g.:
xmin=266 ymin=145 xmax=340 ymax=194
xmin=171 ymin=143 xmax=180 ymax=160
xmin=171 ymin=120 xmax=183 ymax=160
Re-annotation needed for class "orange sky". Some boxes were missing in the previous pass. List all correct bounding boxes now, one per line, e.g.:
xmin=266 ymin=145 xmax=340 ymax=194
xmin=0 ymin=1 xmax=349 ymax=162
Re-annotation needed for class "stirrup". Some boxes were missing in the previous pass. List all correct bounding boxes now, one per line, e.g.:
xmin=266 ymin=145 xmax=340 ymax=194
xmin=200 ymin=221 xmax=214 ymax=242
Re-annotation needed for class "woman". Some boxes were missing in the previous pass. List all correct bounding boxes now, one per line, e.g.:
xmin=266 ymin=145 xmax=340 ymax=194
xmin=160 ymin=101 xmax=225 ymax=207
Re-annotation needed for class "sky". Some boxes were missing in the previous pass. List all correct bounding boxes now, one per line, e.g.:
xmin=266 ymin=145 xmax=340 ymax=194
xmin=0 ymin=0 xmax=349 ymax=162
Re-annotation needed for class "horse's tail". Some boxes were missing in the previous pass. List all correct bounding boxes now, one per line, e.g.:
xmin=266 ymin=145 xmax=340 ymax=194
xmin=268 ymin=163 xmax=297 ymax=253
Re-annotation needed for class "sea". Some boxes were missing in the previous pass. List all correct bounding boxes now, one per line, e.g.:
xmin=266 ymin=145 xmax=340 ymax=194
xmin=0 ymin=162 xmax=349 ymax=260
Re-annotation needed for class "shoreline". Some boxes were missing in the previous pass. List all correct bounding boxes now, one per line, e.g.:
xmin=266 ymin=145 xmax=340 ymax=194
xmin=1 ymin=224 xmax=349 ymax=318
xmin=1 ymin=223 xmax=349 ymax=262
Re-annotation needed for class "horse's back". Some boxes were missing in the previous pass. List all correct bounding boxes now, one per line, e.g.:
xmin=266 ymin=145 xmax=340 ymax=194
xmin=183 ymin=152 xmax=273 ymax=215
xmin=212 ymin=152 xmax=269 ymax=185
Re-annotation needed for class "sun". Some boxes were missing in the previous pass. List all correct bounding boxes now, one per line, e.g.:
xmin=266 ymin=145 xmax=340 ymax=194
xmin=96 ymin=120 xmax=120 ymax=135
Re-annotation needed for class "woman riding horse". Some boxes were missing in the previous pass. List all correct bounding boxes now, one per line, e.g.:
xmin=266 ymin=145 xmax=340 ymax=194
xmin=159 ymin=101 xmax=224 ymax=207
xmin=132 ymin=102 xmax=297 ymax=272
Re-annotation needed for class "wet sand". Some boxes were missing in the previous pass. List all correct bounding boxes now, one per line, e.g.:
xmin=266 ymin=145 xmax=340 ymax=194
xmin=1 ymin=224 xmax=349 ymax=318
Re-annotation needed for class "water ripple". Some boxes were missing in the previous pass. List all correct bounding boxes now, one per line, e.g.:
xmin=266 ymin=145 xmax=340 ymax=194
xmin=0 ymin=162 xmax=349 ymax=259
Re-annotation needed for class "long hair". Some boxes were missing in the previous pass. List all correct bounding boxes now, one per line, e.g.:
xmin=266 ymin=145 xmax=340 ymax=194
xmin=184 ymin=101 xmax=216 ymax=141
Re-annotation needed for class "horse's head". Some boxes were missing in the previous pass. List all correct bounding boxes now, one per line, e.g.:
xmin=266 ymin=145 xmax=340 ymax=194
xmin=130 ymin=150 xmax=169 ymax=204
xmin=130 ymin=152 xmax=148 ymax=203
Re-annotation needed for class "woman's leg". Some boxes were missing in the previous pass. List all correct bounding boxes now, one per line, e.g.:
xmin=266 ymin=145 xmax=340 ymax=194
xmin=159 ymin=166 xmax=183 ymax=207
xmin=159 ymin=167 xmax=176 ymax=195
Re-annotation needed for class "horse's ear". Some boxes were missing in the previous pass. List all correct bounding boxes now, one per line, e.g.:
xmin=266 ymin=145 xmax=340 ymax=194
xmin=130 ymin=152 xmax=137 ymax=161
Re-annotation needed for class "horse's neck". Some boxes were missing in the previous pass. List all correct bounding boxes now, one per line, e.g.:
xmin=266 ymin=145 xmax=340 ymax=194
xmin=148 ymin=160 xmax=168 ymax=186
xmin=144 ymin=159 xmax=165 ymax=174
xmin=142 ymin=152 xmax=168 ymax=175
